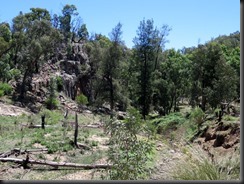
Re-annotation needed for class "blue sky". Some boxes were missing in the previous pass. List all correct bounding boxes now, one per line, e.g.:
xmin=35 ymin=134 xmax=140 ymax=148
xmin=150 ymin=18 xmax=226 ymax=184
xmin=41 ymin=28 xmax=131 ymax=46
xmin=0 ymin=0 xmax=240 ymax=50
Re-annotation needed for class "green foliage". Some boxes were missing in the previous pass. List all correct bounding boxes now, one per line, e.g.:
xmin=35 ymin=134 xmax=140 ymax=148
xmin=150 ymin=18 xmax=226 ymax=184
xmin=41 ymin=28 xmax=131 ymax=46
xmin=45 ymin=78 xmax=58 ymax=110
xmin=9 ymin=68 xmax=21 ymax=81
xmin=106 ymin=108 xmax=154 ymax=180
xmin=0 ymin=3 xmax=240 ymax=142
xmin=56 ymin=76 xmax=63 ymax=92
xmin=180 ymin=107 xmax=206 ymax=141
xmin=173 ymin=158 xmax=221 ymax=180
xmin=40 ymin=109 xmax=63 ymax=125
xmin=217 ymin=153 xmax=240 ymax=180
xmin=25 ymin=8 xmax=51 ymax=21
xmin=152 ymin=49 xmax=191 ymax=115
xmin=0 ymin=82 xmax=13 ymax=95
xmin=172 ymin=145 xmax=240 ymax=180
xmin=95 ymin=23 xmax=124 ymax=111
xmin=46 ymin=143 xmax=59 ymax=154
xmin=132 ymin=19 xmax=171 ymax=118
xmin=222 ymin=115 xmax=238 ymax=121
xmin=77 ymin=24 xmax=89 ymax=40
xmin=0 ymin=22 xmax=11 ymax=42
xmin=61 ymin=141 xmax=73 ymax=152
xmin=189 ymin=107 xmax=205 ymax=127
xmin=91 ymin=140 xmax=98 ymax=147
xmin=59 ymin=4 xmax=78 ymax=40
xmin=0 ymin=90 xmax=4 ymax=97
xmin=9 ymin=8 xmax=63 ymax=98
xmin=45 ymin=98 xmax=59 ymax=110
xmin=189 ymin=42 xmax=239 ymax=111
xmin=151 ymin=112 xmax=186 ymax=134
xmin=69 ymin=150 xmax=105 ymax=165
xmin=76 ymin=93 xmax=88 ymax=106
xmin=31 ymin=127 xmax=73 ymax=153
xmin=0 ymin=55 xmax=12 ymax=82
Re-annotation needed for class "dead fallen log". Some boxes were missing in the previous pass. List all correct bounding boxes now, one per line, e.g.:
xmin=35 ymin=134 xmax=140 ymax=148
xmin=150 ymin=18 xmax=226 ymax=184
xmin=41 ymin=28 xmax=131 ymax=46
xmin=80 ymin=125 xmax=102 ymax=128
xmin=13 ymin=148 xmax=48 ymax=154
xmin=77 ymin=143 xmax=91 ymax=150
xmin=0 ymin=148 xmax=48 ymax=158
xmin=0 ymin=157 xmax=112 ymax=169
xmin=0 ymin=151 xmax=13 ymax=158
xmin=20 ymin=123 xmax=52 ymax=129
xmin=28 ymin=124 xmax=52 ymax=128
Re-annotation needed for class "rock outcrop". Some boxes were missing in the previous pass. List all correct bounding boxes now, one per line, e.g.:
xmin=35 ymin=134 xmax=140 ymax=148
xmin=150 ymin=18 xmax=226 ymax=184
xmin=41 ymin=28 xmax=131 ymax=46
xmin=195 ymin=120 xmax=240 ymax=157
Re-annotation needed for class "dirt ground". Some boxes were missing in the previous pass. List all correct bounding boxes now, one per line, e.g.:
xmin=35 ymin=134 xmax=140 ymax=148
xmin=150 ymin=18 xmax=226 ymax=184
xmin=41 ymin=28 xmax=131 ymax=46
xmin=0 ymin=102 xmax=240 ymax=180
xmin=0 ymin=102 xmax=31 ymax=116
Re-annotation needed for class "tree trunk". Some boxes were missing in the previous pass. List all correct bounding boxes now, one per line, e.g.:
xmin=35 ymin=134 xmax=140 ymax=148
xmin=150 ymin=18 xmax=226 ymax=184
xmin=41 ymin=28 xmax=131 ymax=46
xmin=142 ymin=52 xmax=148 ymax=120
xmin=41 ymin=115 xmax=45 ymax=129
xmin=74 ymin=113 xmax=78 ymax=147
xmin=62 ymin=109 xmax=68 ymax=127
xmin=201 ymin=95 xmax=206 ymax=112
xmin=109 ymin=77 xmax=114 ymax=118
xmin=35 ymin=60 xmax=39 ymax=73
xmin=20 ymin=69 xmax=29 ymax=100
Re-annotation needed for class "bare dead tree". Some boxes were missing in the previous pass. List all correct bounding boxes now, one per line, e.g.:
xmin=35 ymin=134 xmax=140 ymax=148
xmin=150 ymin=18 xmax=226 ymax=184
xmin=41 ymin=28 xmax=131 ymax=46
xmin=74 ymin=113 xmax=78 ymax=147
xmin=41 ymin=115 xmax=45 ymax=129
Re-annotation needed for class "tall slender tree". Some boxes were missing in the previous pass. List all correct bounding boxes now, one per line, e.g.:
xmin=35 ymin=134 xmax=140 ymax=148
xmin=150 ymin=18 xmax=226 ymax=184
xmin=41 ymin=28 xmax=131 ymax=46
xmin=100 ymin=23 xmax=123 ymax=115
xmin=133 ymin=19 xmax=170 ymax=119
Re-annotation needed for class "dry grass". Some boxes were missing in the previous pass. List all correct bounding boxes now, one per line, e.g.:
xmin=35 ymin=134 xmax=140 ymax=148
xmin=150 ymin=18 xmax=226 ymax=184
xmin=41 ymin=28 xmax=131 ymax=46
xmin=170 ymin=145 xmax=240 ymax=180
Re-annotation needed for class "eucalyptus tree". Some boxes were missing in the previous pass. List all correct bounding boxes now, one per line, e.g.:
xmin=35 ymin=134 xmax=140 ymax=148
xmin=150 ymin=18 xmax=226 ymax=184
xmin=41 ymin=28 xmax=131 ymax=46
xmin=0 ymin=22 xmax=12 ymax=82
xmin=189 ymin=42 xmax=238 ymax=111
xmin=11 ymin=8 xmax=62 ymax=99
xmin=0 ymin=22 xmax=11 ymax=57
xmin=83 ymin=33 xmax=112 ymax=105
xmin=59 ymin=4 xmax=78 ymax=41
xmin=152 ymin=49 xmax=191 ymax=115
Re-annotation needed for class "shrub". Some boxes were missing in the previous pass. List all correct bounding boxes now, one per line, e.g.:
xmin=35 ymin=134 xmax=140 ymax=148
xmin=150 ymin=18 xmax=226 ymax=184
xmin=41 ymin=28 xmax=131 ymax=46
xmin=62 ymin=143 xmax=73 ymax=152
xmin=151 ymin=112 xmax=186 ymax=134
xmin=76 ymin=93 xmax=88 ymax=106
xmin=217 ymin=155 xmax=240 ymax=180
xmin=56 ymin=76 xmax=63 ymax=92
xmin=47 ymin=144 xmax=59 ymax=154
xmin=45 ymin=78 xmax=58 ymax=110
xmin=9 ymin=68 xmax=21 ymax=81
xmin=0 ymin=82 xmax=12 ymax=95
xmin=45 ymin=97 xmax=58 ymax=110
xmin=0 ymin=90 xmax=4 ymax=97
xmin=171 ymin=145 xmax=240 ymax=180
xmin=184 ymin=108 xmax=207 ymax=142
xmin=106 ymin=108 xmax=154 ymax=180
xmin=91 ymin=140 xmax=98 ymax=147
xmin=173 ymin=158 xmax=221 ymax=180
xmin=189 ymin=107 xmax=205 ymax=129
xmin=40 ymin=109 xmax=63 ymax=125
xmin=223 ymin=115 xmax=237 ymax=121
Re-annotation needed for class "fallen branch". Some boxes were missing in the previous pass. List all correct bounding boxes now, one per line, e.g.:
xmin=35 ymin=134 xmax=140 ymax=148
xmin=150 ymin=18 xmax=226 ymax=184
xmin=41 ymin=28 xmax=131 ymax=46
xmin=77 ymin=143 xmax=91 ymax=150
xmin=28 ymin=124 xmax=52 ymax=128
xmin=0 ymin=157 xmax=112 ymax=169
xmin=0 ymin=148 xmax=48 ymax=158
xmin=80 ymin=125 xmax=102 ymax=128
xmin=0 ymin=151 xmax=13 ymax=158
